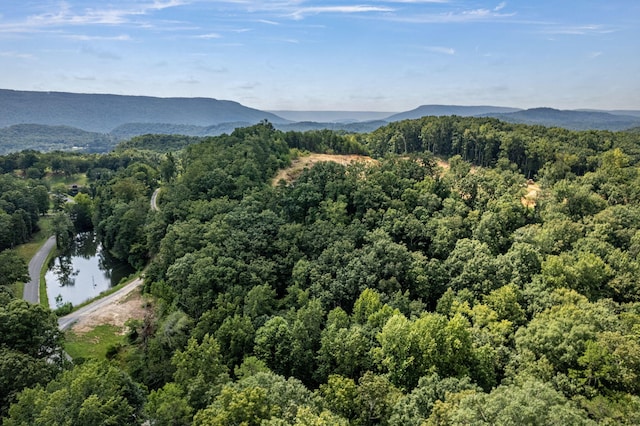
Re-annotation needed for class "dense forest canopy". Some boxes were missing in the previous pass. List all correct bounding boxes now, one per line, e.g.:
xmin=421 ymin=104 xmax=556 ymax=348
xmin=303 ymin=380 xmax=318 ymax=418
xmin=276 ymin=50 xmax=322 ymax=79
xmin=2 ymin=117 xmax=640 ymax=424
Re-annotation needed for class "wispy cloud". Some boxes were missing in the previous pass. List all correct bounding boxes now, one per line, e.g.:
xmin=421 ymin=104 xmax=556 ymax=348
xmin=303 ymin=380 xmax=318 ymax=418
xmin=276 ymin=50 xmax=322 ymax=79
xmin=541 ymin=24 xmax=617 ymax=35
xmin=80 ymin=45 xmax=122 ymax=60
xmin=195 ymin=33 xmax=222 ymax=39
xmin=257 ymin=19 xmax=280 ymax=25
xmin=0 ymin=1 xmax=191 ymax=32
xmin=424 ymin=45 xmax=455 ymax=55
xmin=387 ymin=7 xmax=515 ymax=24
xmin=64 ymin=34 xmax=131 ymax=41
xmin=289 ymin=5 xmax=395 ymax=20
xmin=0 ymin=51 xmax=35 ymax=59
xmin=494 ymin=2 xmax=507 ymax=12
xmin=376 ymin=0 xmax=448 ymax=3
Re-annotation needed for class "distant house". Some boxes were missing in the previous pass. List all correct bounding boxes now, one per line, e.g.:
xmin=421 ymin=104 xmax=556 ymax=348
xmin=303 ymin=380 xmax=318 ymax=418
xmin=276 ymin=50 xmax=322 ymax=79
xmin=69 ymin=184 xmax=79 ymax=195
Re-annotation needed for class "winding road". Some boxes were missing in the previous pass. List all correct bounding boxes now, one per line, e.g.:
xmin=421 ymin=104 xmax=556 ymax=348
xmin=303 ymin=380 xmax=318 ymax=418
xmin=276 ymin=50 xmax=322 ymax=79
xmin=23 ymin=236 xmax=56 ymax=304
xmin=151 ymin=187 xmax=160 ymax=212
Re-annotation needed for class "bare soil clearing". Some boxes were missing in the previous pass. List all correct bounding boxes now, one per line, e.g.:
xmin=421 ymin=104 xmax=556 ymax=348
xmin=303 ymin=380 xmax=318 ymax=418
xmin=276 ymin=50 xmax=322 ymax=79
xmin=436 ymin=159 xmax=450 ymax=172
xmin=70 ymin=286 xmax=148 ymax=335
xmin=522 ymin=181 xmax=541 ymax=208
xmin=272 ymin=153 xmax=378 ymax=186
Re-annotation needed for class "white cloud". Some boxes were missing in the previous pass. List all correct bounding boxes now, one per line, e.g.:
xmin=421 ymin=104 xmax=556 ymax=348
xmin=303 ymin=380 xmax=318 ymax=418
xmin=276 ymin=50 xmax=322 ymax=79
xmin=1 ymin=1 xmax=191 ymax=31
xmin=289 ymin=5 xmax=395 ymax=20
xmin=195 ymin=33 xmax=222 ymax=39
xmin=424 ymin=46 xmax=455 ymax=55
xmin=377 ymin=0 xmax=448 ymax=3
xmin=388 ymin=8 xmax=515 ymax=24
xmin=494 ymin=2 xmax=507 ymax=12
xmin=64 ymin=34 xmax=131 ymax=41
xmin=257 ymin=19 xmax=280 ymax=25
xmin=0 ymin=51 xmax=35 ymax=59
xmin=541 ymin=24 xmax=616 ymax=35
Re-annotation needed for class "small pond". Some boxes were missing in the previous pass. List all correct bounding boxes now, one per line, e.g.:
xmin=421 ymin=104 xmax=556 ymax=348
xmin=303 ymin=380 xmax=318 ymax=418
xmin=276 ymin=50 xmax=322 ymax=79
xmin=45 ymin=232 xmax=135 ymax=308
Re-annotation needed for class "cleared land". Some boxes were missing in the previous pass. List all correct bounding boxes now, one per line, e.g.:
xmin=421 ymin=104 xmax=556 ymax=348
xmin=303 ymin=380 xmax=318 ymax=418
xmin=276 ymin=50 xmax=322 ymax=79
xmin=522 ymin=180 xmax=541 ymax=208
xmin=62 ymin=281 xmax=148 ymax=335
xmin=272 ymin=153 xmax=377 ymax=185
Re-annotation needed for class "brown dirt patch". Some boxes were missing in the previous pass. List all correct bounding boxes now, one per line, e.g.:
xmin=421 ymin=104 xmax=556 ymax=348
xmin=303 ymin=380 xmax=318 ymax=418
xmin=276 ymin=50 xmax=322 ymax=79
xmin=436 ymin=159 xmax=450 ymax=172
xmin=522 ymin=181 xmax=541 ymax=208
xmin=272 ymin=153 xmax=378 ymax=186
xmin=71 ymin=286 xmax=149 ymax=335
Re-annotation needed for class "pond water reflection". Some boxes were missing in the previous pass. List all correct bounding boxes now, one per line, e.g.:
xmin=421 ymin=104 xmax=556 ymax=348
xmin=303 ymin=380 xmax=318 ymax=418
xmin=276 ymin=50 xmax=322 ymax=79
xmin=45 ymin=232 xmax=135 ymax=308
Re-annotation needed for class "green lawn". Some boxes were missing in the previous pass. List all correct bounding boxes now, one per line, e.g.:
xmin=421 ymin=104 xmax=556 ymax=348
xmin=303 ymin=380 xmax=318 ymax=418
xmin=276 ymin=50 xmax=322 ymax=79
xmin=15 ymin=216 xmax=53 ymax=260
xmin=64 ymin=324 xmax=124 ymax=360
xmin=46 ymin=172 xmax=88 ymax=187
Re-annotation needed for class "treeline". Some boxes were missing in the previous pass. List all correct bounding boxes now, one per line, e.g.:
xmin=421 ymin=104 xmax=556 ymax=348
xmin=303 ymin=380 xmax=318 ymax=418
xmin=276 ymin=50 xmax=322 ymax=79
xmin=0 ymin=175 xmax=48 ymax=250
xmin=116 ymin=134 xmax=205 ymax=153
xmin=364 ymin=116 xmax=640 ymax=179
xmin=2 ymin=119 xmax=640 ymax=424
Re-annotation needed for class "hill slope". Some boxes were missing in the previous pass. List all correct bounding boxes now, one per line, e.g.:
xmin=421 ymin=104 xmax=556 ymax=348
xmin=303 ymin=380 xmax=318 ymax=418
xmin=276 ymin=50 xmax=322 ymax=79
xmin=0 ymin=124 xmax=114 ymax=154
xmin=0 ymin=89 xmax=288 ymax=132
xmin=386 ymin=105 xmax=520 ymax=121
xmin=484 ymin=107 xmax=640 ymax=131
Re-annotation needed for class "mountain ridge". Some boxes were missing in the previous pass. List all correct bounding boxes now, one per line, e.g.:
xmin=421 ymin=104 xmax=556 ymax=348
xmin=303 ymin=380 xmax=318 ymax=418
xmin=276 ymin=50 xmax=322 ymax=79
xmin=0 ymin=88 xmax=289 ymax=133
xmin=482 ymin=107 xmax=640 ymax=131
xmin=386 ymin=105 xmax=521 ymax=121
xmin=1 ymin=89 xmax=640 ymax=154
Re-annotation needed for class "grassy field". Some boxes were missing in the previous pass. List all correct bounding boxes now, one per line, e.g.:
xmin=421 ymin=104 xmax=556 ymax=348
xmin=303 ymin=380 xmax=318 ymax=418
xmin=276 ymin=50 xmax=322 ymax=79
xmin=15 ymin=216 xmax=53 ymax=261
xmin=64 ymin=324 xmax=124 ymax=360
xmin=46 ymin=173 xmax=88 ymax=187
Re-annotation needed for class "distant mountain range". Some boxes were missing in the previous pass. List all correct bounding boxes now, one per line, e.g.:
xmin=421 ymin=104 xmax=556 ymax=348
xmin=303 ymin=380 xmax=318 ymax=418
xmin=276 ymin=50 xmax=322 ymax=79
xmin=0 ymin=89 xmax=288 ymax=133
xmin=269 ymin=110 xmax=394 ymax=123
xmin=0 ymin=88 xmax=639 ymax=154
xmin=385 ymin=105 xmax=521 ymax=121
xmin=483 ymin=108 xmax=640 ymax=131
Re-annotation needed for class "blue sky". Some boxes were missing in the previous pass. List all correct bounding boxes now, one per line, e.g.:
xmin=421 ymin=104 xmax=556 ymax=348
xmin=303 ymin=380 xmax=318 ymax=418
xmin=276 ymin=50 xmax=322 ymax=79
xmin=1 ymin=1 xmax=638 ymax=111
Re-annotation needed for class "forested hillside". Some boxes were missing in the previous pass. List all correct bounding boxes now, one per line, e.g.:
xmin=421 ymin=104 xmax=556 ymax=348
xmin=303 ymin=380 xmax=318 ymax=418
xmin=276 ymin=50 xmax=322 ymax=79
xmin=2 ymin=118 xmax=640 ymax=424
xmin=0 ymin=89 xmax=288 ymax=132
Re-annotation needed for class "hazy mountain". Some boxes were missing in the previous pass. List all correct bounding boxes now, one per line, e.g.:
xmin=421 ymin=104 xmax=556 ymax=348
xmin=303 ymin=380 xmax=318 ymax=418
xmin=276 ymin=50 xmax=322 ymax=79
xmin=0 ymin=124 xmax=114 ymax=155
xmin=387 ymin=105 xmax=640 ymax=131
xmin=386 ymin=105 xmax=521 ymax=121
xmin=110 ymin=122 xmax=253 ymax=140
xmin=484 ymin=108 xmax=640 ymax=131
xmin=577 ymin=109 xmax=640 ymax=118
xmin=0 ymin=89 xmax=289 ymax=133
xmin=270 ymin=110 xmax=394 ymax=123
xmin=275 ymin=120 xmax=388 ymax=133
xmin=1 ymin=89 xmax=638 ymax=154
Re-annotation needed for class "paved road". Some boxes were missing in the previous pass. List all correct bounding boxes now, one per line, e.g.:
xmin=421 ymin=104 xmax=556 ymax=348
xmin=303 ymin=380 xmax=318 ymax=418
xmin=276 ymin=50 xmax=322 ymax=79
xmin=58 ymin=277 xmax=143 ymax=331
xmin=24 ymin=236 xmax=56 ymax=304
xmin=151 ymin=188 xmax=160 ymax=212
